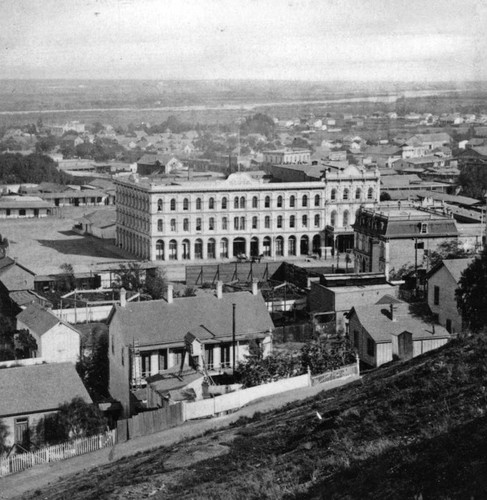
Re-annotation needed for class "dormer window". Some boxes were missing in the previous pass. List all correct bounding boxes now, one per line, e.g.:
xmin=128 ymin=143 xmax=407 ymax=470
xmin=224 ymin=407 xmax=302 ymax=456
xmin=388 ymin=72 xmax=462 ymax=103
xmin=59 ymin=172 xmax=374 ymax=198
xmin=420 ymin=223 xmax=428 ymax=234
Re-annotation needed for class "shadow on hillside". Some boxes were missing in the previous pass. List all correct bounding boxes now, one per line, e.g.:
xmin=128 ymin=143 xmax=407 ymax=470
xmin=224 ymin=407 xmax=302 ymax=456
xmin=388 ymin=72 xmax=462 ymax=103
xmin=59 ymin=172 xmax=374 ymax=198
xmin=299 ymin=415 xmax=487 ymax=499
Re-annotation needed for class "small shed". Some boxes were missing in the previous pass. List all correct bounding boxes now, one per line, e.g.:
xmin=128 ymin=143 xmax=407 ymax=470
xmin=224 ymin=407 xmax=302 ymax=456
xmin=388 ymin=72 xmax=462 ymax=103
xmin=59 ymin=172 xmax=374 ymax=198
xmin=391 ymin=330 xmax=414 ymax=361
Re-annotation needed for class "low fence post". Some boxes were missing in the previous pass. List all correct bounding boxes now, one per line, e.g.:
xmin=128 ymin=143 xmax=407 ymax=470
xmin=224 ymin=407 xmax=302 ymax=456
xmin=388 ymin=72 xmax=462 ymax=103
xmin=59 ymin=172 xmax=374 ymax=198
xmin=355 ymin=353 xmax=360 ymax=376
xmin=307 ymin=365 xmax=312 ymax=386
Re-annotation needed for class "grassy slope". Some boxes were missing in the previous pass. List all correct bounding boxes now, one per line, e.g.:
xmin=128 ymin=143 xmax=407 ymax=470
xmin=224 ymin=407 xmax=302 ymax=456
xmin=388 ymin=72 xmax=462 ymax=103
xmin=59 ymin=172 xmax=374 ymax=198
xmin=23 ymin=335 xmax=487 ymax=500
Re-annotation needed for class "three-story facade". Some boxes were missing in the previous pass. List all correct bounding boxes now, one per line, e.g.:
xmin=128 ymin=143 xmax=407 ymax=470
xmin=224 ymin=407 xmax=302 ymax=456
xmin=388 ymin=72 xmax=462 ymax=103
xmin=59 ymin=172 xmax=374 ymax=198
xmin=115 ymin=167 xmax=380 ymax=263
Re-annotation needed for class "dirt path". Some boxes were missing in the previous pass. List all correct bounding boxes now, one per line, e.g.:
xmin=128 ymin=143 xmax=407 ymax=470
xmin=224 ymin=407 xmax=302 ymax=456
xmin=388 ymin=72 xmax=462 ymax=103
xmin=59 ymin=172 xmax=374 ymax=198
xmin=0 ymin=375 xmax=360 ymax=499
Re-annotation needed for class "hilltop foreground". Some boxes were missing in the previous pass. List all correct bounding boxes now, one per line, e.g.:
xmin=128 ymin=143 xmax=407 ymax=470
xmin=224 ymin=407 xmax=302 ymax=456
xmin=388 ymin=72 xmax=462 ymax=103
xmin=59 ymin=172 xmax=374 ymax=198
xmin=19 ymin=334 xmax=487 ymax=499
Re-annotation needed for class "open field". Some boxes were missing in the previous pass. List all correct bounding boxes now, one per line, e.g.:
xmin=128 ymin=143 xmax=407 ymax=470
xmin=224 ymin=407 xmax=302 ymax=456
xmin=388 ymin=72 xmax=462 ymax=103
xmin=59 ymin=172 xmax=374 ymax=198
xmin=1 ymin=207 xmax=130 ymax=275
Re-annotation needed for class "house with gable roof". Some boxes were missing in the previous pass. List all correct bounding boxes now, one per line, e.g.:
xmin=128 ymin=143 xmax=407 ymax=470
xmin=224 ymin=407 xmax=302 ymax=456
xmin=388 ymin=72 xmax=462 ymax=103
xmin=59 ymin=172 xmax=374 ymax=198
xmin=348 ymin=295 xmax=451 ymax=367
xmin=0 ymin=363 xmax=91 ymax=448
xmin=16 ymin=302 xmax=81 ymax=364
xmin=108 ymin=283 xmax=274 ymax=416
xmin=426 ymin=257 xmax=475 ymax=334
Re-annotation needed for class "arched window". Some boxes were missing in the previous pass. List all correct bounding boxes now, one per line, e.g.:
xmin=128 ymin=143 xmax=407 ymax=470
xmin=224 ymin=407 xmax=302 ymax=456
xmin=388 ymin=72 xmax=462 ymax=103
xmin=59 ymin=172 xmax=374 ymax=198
xmin=314 ymin=214 xmax=320 ymax=227
xmin=222 ymin=217 xmax=228 ymax=230
xmin=355 ymin=188 xmax=362 ymax=200
xmin=157 ymin=199 xmax=163 ymax=212
xmin=170 ymin=198 xmax=176 ymax=211
xmin=302 ymin=195 xmax=308 ymax=207
xmin=252 ymin=196 xmax=258 ymax=208
xmin=277 ymin=215 xmax=283 ymax=228
xmin=157 ymin=219 xmax=163 ymax=232
xmin=288 ymin=236 xmax=296 ymax=256
xmin=263 ymin=236 xmax=271 ymax=257
xmin=195 ymin=239 xmax=203 ymax=259
xmin=290 ymin=195 xmax=296 ymax=208
xmin=234 ymin=217 xmax=239 ymax=230
xmin=343 ymin=188 xmax=349 ymax=200
xmin=196 ymin=197 xmax=202 ymax=210
xmin=302 ymin=215 xmax=308 ymax=227
xmin=221 ymin=197 xmax=227 ymax=209
xmin=240 ymin=216 xmax=246 ymax=230
xmin=170 ymin=219 xmax=176 ymax=232
xmin=314 ymin=194 xmax=320 ymax=207
xmin=169 ymin=240 xmax=177 ymax=260
xmin=265 ymin=216 xmax=271 ymax=228
xmin=209 ymin=217 xmax=215 ymax=230
xmin=207 ymin=238 xmax=216 ymax=259
xmin=289 ymin=215 xmax=295 ymax=228
xmin=276 ymin=236 xmax=284 ymax=256
xmin=240 ymin=196 xmax=246 ymax=209
xmin=277 ymin=195 xmax=283 ymax=208
xmin=252 ymin=216 xmax=258 ymax=229
xmin=330 ymin=211 xmax=337 ymax=227
xmin=196 ymin=218 xmax=202 ymax=231
xmin=220 ymin=238 xmax=229 ymax=258
xmin=209 ymin=197 xmax=215 ymax=209
xmin=156 ymin=240 xmax=164 ymax=260
xmin=182 ymin=239 xmax=190 ymax=260
xmin=367 ymin=187 xmax=374 ymax=200
xmin=343 ymin=210 xmax=350 ymax=227
xmin=265 ymin=196 xmax=270 ymax=208
xmin=234 ymin=196 xmax=239 ymax=209
xmin=183 ymin=198 xmax=189 ymax=211
xmin=331 ymin=189 xmax=337 ymax=201
xmin=183 ymin=218 xmax=189 ymax=231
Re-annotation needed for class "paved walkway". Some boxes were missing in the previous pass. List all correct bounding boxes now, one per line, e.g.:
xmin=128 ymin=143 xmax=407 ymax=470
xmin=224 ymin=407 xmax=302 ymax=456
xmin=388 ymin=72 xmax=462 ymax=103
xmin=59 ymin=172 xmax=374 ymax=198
xmin=0 ymin=375 xmax=360 ymax=499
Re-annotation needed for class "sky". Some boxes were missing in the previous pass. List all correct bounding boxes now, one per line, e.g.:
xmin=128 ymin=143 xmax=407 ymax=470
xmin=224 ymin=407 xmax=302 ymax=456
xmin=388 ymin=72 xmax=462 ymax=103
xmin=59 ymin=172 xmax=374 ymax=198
xmin=1 ymin=0 xmax=486 ymax=81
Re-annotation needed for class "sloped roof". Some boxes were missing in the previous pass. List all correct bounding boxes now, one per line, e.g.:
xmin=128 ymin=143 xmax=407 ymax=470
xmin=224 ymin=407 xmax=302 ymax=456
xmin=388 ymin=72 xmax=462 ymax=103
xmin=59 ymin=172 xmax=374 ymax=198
xmin=17 ymin=302 xmax=60 ymax=335
xmin=350 ymin=302 xmax=450 ymax=343
xmin=0 ymin=363 xmax=92 ymax=417
xmin=441 ymin=258 xmax=475 ymax=282
xmin=0 ymin=196 xmax=53 ymax=209
xmin=375 ymin=294 xmax=403 ymax=305
xmin=110 ymin=291 xmax=273 ymax=347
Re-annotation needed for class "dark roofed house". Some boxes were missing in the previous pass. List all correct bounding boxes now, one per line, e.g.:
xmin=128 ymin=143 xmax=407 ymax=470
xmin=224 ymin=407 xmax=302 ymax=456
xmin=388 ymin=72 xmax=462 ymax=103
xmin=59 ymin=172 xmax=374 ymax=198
xmin=108 ymin=284 xmax=274 ymax=416
xmin=0 ymin=362 xmax=92 ymax=448
xmin=353 ymin=203 xmax=459 ymax=279
xmin=348 ymin=297 xmax=451 ymax=367
xmin=137 ymin=153 xmax=183 ymax=175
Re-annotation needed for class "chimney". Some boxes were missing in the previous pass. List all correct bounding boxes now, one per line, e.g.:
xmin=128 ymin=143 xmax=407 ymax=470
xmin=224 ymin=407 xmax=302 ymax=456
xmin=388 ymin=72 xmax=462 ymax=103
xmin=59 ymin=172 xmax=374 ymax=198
xmin=390 ymin=303 xmax=396 ymax=322
xmin=120 ymin=287 xmax=127 ymax=308
xmin=251 ymin=279 xmax=259 ymax=296
xmin=167 ymin=284 xmax=174 ymax=304
xmin=216 ymin=280 xmax=223 ymax=299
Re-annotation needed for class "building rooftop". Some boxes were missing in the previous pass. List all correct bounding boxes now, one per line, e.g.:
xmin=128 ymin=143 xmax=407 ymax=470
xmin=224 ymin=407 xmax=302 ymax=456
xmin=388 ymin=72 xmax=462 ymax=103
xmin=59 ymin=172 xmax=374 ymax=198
xmin=0 ymin=362 xmax=92 ymax=417
xmin=110 ymin=291 xmax=273 ymax=348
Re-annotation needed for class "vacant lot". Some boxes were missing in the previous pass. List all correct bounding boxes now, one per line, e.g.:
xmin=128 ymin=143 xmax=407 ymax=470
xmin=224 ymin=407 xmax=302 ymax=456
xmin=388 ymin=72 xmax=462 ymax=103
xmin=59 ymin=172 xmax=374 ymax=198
xmin=1 ymin=207 xmax=129 ymax=275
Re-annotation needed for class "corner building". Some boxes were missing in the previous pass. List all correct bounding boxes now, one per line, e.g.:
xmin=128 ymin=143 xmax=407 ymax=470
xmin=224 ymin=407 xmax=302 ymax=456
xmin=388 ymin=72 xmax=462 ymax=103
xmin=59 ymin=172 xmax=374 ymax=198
xmin=115 ymin=166 xmax=380 ymax=263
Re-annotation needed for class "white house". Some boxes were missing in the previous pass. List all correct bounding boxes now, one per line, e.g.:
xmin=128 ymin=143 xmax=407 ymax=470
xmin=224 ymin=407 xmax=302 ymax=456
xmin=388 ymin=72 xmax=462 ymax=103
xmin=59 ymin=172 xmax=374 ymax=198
xmin=17 ymin=303 xmax=81 ymax=364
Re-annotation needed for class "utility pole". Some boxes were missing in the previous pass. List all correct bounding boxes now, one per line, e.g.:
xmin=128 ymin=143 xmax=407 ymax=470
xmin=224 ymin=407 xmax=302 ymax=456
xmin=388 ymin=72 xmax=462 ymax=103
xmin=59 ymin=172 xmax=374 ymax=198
xmin=232 ymin=303 xmax=236 ymax=375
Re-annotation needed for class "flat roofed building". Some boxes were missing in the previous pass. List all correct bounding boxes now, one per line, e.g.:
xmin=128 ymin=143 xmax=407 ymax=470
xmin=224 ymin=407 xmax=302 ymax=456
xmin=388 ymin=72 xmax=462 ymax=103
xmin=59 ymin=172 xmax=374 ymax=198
xmin=263 ymin=148 xmax=311 ymax=165
xmin=353 ymin=203 xmax=459 ymax=279
xmin=115 ymin=167 xmax=380 ymax=263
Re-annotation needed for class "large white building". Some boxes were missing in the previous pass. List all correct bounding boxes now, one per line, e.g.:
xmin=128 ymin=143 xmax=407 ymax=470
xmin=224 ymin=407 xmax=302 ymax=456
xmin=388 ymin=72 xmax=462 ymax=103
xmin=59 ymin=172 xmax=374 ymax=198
xmin=115 ymin=166 xmax=380 ymax=263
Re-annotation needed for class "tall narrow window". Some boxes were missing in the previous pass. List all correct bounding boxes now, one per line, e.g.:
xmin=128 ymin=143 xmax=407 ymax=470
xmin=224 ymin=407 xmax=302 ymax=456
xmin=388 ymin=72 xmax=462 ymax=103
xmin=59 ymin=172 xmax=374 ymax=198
xmin=157 ymin=199 xmax=163 ymax=211
xmin=170 ymin=219 xmax=176 ymax=232
xmin=290 ymin=195 xmax=295 ymax=207
xmin=183 ymin=198 xmax=189 ymax=210
xmin=157 ymin=219 xmax=163 ymax=232
xmin=183 ymin=218 xmax=189 ymax=231
xmin=302 ymin=215 xmax=308 ymax=227
xmin=302 ymin=195 xmax=308 ymax=207
xmin=170 ymin=198 xmax=176 ymax=211
xmin=277 ymin=195 xmax=283 ymax=208
xmin=314 ymin=194 xmax=320 ymax=206
xmin=277 ymin=215 xmax=283 ymax=228
xmin=265 ymin=216 xmax=270 ymax=229
xmin=234 ymin=217 xmax=239 ymax=230
xmin=196 ymin=198 xmax=202 ymax=210
xmin=209 ymin=217 xmax=215 ymax=230
xmin=252 ymin=196 xmax=258 ymax=208
xmin=240 ymin=196 xmax=246 ymax=209
xmin=265 ymin=196 xmax=270 ymax=208
xmin=222 ymin=217 xmax=228 ymax=230
xmin=252 ymin=216 xmax=258 ymax=229
xmin=234 ymin=196 xmax=239 ymax=209
xmin=314 ymin=214 xmax=320 ymax=227
xmin=209 ymin=197 xmax=215 ymax=209
xmin=289 ymin=215 xmax=295 ymax=228
xmin=221 ymin=197 xmax=228 ymax=209
xmin=196 ymin=218 xmax=202 ymax=231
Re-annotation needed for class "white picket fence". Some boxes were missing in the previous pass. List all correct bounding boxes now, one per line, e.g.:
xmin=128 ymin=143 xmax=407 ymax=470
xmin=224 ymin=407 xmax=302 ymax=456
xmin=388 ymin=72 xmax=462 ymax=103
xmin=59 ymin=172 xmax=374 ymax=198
xmin=0 ymin=429 xmax=116 ymax=477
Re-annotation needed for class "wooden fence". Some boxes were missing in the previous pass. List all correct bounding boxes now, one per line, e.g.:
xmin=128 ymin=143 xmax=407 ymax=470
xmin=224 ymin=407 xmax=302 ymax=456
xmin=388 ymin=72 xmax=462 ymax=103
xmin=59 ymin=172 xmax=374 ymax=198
xmin=116 ymin=403 xmax=184 ymax=443
xmin=0 ymin=430 xmax=116 ymax=478
xmin=311 ymin=361 xmax=360 ymax=386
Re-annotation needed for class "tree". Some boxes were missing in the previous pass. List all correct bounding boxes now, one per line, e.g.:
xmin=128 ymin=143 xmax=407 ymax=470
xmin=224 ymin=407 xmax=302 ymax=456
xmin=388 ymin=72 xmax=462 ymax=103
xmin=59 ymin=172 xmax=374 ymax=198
xmin=77 ymin=325 xmax=109 ymax=400
xmin=144 ymin=268 xmax=167 ymax=300
xmin=114 ymin=262 xmax=143 ymax=291
xmin=14 ymin=329 xmax=37 ymax=359
xmin=60 ymin=263 xmax=76 ymax=292
xmin=456 ymin=249 xmax=487 ymax=333
xmin=0 ymin=419 xmax=8 ymax=455
xmin=380 ymin=191 xmax=391 ymax=201
xmin=35 ymin=397 xmax=107 ymax=445
xmin=429 ymin=240 xmax=472 ymax=268
xmin=300 ymin=337 xmax=355 ymax=375
xmin=35 ymin=135 xmax=57 ymax=153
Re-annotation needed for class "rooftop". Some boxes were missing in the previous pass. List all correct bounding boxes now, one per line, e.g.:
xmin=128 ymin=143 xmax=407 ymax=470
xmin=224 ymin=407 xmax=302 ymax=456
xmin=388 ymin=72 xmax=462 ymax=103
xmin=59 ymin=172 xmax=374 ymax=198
xmin=0 ymin=362 xmax=92 ymax=417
